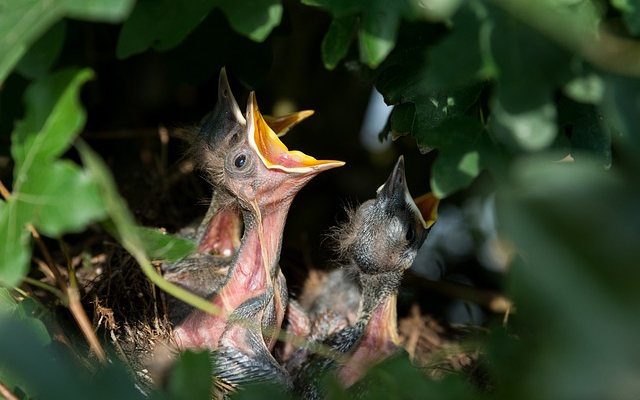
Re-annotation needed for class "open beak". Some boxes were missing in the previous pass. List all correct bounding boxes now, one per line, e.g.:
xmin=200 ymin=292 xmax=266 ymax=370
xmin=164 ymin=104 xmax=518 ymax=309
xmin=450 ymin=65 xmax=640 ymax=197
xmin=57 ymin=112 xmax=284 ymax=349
xmin=264 ymin=110 xmax=315 ymax=137
xmin=247 ymin=92 xmax=345 ymax=173
xmin=413 ymin=192 xmax=439 ymax=229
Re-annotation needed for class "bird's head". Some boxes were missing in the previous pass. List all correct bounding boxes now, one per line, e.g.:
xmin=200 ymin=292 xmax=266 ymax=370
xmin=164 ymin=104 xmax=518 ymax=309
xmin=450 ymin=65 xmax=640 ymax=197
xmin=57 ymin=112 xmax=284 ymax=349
xmin=218 ymin=91 xmax=344 ymax=214
xmin=335 ymin=156 xmax=438 ymax=281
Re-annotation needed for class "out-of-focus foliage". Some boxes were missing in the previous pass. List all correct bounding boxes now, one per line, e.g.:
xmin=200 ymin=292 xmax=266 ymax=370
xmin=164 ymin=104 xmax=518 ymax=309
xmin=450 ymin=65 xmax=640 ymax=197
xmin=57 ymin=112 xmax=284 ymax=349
xmin=1 ymin=0 xmax=640 ymax=399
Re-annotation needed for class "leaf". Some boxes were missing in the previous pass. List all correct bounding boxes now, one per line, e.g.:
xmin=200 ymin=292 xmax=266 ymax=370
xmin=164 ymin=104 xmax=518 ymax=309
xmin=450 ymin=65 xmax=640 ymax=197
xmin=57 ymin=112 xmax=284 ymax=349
xmin=321 ymin=15 xmax=357 ymax=70
xmin=0 ymin=288 xmax=18 ymax=316
xmin=117 ymin=0 xmax=282 ymax=59
xmin=489 ymin=95 xmax=558 ymax=152
xmin=612 ymin=0 xmax=640 ymax=35
xmin=16 ymin=21 xmax=67 ymax=79
xmin=359 ymin=6 xmax=401 ymax=68
xmin=496 ymin=158 xmax=640 ymax=399
xmin=116 ymin=0 xmax=217 ymax=59
xmin=18 ymin=161 xmax=106 ymax=237
xmin=166 ymin=351 xmax=212 ymax=400
xmin=1 ymin=68 xmax=106 ymax=287
xmin=0 ymin=201 xmax=32 ymax=286
xmin=425 ymin=117 xmax=501 ymax=197
xmin=600 ymin=74 xmax=640 ymax=155
xmin=424 ymin=2 xmax=496 ymax=88
xmin=0 ymin=317 xmax=146 ymax=400
xmin=557 ymin=96 xmax=611 ymax=167
xmin=0 ymin=0 xmax=134 ymax=84
xmin=64 ymin=0 xmax=134 ymax=22
xmin=137 ymin=226 xmax=196 ymax=262
xmin=389 ymin=102 xmax=415 ymax=139
xmin=218 ymin=0 xmax=283 ymax=43
xmin=11 ymin=68 xmax=94 ymax=174
xmin=303 ymin=0 xmax=417 ymax=68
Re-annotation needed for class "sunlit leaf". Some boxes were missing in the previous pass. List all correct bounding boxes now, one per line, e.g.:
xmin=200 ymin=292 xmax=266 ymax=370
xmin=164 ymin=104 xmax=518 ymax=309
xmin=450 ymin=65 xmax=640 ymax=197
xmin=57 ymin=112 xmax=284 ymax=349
xmin=116 ymin=0 xmax=217 ymax=59
xmin=0 ymin=0 xmax=133 ymax=83
xmin=137 ymin=226 xmax=196 ymax=261
xmin=219 ymin=0 xmax=283 ymax=42
xmin=18 ymin=161 xmax=106 ymax=237
xmin=11 ymin=68 xmax=94 ymax=173
xmin=321 ymin=15 xmax=357 ymax=70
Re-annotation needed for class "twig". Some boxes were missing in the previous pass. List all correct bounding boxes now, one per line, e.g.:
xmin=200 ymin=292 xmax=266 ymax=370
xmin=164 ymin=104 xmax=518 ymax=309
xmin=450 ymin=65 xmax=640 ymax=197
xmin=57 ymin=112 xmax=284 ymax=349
xmin=23 ymin=276 xmax=65 ymax=300
xmin=0 ymin=180 xmax=11 ymax=200
xmin=27 ymin=224 xmax=66 ymax=290
xmin=60 ymin=239 xmax=107 ymax=363
xmin=404 ymin=271 xmax=513 ymax=314
xmin=0 ymin=381 xmax=20 ymax=400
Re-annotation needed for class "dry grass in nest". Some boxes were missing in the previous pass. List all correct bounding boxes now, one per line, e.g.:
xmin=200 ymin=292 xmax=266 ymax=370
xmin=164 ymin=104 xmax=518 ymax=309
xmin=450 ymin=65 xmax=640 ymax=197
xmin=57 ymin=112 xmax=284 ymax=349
xmin=84 ymin=248 xmax=176 ymax=391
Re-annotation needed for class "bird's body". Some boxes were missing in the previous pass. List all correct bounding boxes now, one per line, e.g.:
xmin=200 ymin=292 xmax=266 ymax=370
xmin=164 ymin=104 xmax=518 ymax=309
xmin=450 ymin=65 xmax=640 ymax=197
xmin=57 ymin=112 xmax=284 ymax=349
xmin=163 ymin=72 xmax=344 ymax=394
xmin=288 ymin=157 xmax=437 ymax=400
xmin=163 ymin=68 xmax=314 ymax=327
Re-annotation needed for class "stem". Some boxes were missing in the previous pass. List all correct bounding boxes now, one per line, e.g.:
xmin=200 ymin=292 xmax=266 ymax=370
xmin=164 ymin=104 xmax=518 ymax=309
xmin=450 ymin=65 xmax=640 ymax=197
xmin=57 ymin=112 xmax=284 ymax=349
xmin=60 ymin=239 xmax=107 ymax=363
xmin=0 ymin=381 xmax=20 ymax=400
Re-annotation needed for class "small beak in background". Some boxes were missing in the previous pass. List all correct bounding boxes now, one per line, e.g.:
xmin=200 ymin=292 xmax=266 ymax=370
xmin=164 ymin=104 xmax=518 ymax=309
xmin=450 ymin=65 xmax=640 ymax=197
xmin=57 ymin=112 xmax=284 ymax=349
xmin=413 ymin=192 xmax=439 ymax=229
xmin=247 ymin=92 xmax=345 ymax=173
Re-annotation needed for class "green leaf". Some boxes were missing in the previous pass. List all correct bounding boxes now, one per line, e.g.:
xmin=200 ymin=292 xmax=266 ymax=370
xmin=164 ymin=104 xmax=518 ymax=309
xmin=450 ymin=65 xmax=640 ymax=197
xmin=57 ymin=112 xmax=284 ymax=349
xmin=166 ymin=351 xmax=212 ymax=400
xmin=11 ymin=68 xmax=94 ymax=174
xmin=137 ymin=226 xmax=197 ymax=262
xmin=389 ymin=102 xmax=415 ymax=139
xmin=612 ymin=0 xmax=640 ymax=35
xmin=490 ymin=95 xmax=558 ymax=152
xmin=16 ymin=21 xmax=67 ymax=79
xmin=64 ymin=0 xmax=134 ymax=22
xmin=18 ymin=161 xmax=106 ymax=237
xmin=424 ymin=3 xmax=496 ymax=88
xmin=321 ymin=15 xmax=357 ymax=70
xmin=1 ymin=68 xmax=105 ymax=287
xmin=0 ymin=317 xmax=145 ymax=400
xmin=219 ymin=0 xmax=283 ymax=43
xmin=558 ymin=96 xmax=611 ymax=167
xmin=497 ymin=158 xmax=640 ymax=399
xmin=0 ymin=288 xmax=18 ymax=316
xmin=600 ymin=75 xmax=640 ymax=155
xmin=0 ymin=202 xmax=32 ymax=287
xmin=359 ymin=6 xmax=401 ymax=68
xmin=116 ymin=0 xmax=217 ymax=59
xmin=0 ymin=0 xmax=134 ymax=84
xmin=426 ymin=117 xmax=500 ymax=197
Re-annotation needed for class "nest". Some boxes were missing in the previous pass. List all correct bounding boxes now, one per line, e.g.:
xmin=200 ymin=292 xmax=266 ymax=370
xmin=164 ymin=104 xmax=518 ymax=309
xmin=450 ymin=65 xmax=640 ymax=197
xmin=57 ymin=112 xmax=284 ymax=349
xmin=84 ymin=247 xmax=177 ymax=392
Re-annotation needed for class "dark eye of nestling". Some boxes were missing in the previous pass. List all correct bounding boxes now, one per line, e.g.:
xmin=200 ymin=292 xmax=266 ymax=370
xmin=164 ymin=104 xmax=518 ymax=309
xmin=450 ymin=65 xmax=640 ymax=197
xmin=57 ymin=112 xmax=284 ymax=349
xmin=235 ymin=154 xmax=247 ymax=168
xmin=405 ymin=226 xmax=414 ymax=242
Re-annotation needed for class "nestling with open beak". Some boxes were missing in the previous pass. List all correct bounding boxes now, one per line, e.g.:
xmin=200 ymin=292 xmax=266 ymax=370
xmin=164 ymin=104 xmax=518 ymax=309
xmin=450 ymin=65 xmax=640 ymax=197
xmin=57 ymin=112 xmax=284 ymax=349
xmin=288 ymin=156 xmax=438 ymax=400
xmin=166 ymin=87 xmax=344 ymax=393
xmin=162 ymin=68 xmax=315 ymax=326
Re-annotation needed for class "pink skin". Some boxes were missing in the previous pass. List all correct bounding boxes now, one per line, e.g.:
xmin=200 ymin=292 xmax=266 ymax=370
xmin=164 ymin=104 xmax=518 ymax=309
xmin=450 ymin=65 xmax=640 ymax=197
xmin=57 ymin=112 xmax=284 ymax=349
xmin=338 ymin=295 xmax=400 ymax=387
xmin=174 ymin=124 xmax=340 ymax=352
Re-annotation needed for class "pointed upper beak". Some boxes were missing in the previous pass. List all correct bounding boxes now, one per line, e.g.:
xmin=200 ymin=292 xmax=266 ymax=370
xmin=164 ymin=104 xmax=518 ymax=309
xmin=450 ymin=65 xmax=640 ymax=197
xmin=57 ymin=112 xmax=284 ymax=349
xmin=378 ymin=156 xmax=430 ymax=229
xmin=197 ymin=68 xmax=246 ymax=147
xmin=247 ymin=92 xmax=345 ymax=173
xmin=264 ymin=110 xmax=315 ymax=137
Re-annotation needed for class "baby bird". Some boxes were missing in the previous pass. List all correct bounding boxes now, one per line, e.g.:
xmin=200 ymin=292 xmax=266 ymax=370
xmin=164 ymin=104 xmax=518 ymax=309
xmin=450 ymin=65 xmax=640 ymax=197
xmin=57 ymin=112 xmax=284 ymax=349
xmin=170 ymin=90 xmax=344 ymax=393
xmin=162 ymin=68 xmax=313 ymax=325
xmin=288 ymin=156 xmax=437 ymax=400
